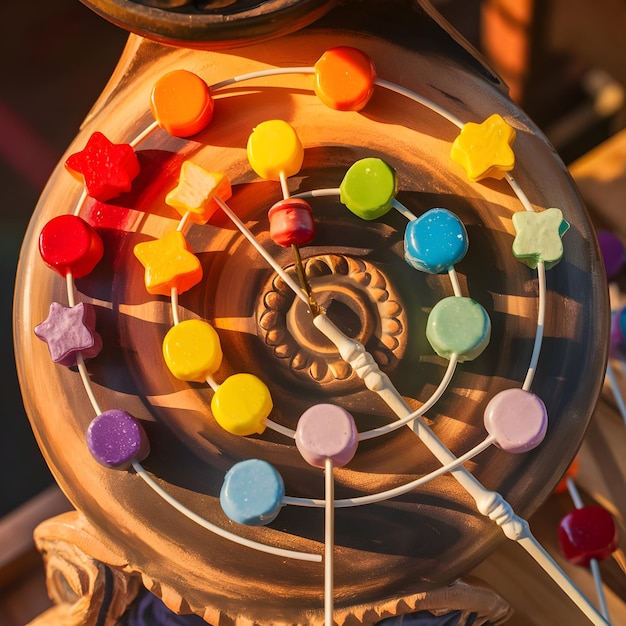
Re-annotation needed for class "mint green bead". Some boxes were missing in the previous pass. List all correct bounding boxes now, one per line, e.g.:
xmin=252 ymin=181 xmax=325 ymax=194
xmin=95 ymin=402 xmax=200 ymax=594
xmin=339 ymin=158 xmax=396 ymax=220
xmin=426 ymin=296 xmax=491 ymax=362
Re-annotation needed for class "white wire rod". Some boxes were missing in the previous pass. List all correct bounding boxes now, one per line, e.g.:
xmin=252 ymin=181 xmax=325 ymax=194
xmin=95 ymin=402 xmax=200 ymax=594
xmin=132 ymin=460 xmax=321 ymax=563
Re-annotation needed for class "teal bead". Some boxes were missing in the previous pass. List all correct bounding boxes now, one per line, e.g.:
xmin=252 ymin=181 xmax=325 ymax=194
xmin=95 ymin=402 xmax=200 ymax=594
xmin=426 ymin=296 xmax=491 ymax=362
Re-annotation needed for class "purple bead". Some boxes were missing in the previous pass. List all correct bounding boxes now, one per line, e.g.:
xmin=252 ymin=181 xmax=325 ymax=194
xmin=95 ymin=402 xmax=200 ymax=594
xmin=610 ymin=307 xmax=626 ymax=360
xmin=87 ymin=410 xmax=150 ymax=469
xmin=484 ymin=388 xmax=547 ymax=453
xmin=598 ymin=230 xmax=625 ymax=279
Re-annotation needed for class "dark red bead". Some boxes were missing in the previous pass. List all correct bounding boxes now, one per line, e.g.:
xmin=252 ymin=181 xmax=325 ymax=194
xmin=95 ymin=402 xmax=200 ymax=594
xmin=268 ymin=198 xmax=315 ymax=247
xmin=558 ymin=506 xmax=618 ymax=567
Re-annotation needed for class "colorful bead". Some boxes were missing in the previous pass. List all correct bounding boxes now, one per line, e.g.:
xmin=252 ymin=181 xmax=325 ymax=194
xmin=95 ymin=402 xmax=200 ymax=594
xmin=220 ymin=459 xmax=284 ymax=526
xmin=268 ymin=198 xmax=316 ymax=247
xmin=483 ymin=388 xmax=547 ymax=453
xmin=404 ymin=208 xmax=468 ymax=274
xmin=246 ymin=120 xmax=304 ymax=181
xmin=211 ymin=373 xmax=272 ymax=436
xmin=34 ymin=302 xmax=102 ymax=367
xmin=339 ymin=157 xmax=396 ymax=220
xmin=162 ymin=319 xmax=223 ymax=382
xmin=314 ymin=46 xmax=376 ymax=112
xmin=295 ymin=404 xmax=358 ymax=468
xmin=87 ymin=409 xmax=150 ymax=470
xmin=426 ymin=296 xmax=491 ymax=362
xmin=512 ymin=208 xmax=569 ymax=269
xmin=65 ymin=131 xmax=140 ymax=201
xmin=150 ymin=69 xmax=214 ymax=138
xmin=558 ymin=506 xmax=618 ymax=567
xmin=165 ymin=161 xmax=232 ymax=225
xmin=39 ymin=214 xmax=104 ymax=278
xmin=597 ymin=230 xmax=625 ymax=279
xmin=450 ymin=114 xmax=516 ymax=182
xmin=133 ymin=230 xmax=203 ymax=296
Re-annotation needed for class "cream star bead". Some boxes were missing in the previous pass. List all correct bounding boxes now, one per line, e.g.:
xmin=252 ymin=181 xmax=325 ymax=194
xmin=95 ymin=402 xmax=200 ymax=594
xmin=166 ymin=161 xmax=232 ymax=224
xmin=512 ymin=208 xmax=570 ymax=269
xmin=450 ymin=113 xmax=516 ymax=182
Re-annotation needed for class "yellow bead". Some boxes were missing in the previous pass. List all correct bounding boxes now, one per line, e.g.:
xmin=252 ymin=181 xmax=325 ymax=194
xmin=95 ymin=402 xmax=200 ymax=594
xmin=166 ymin=161 xmax=232 ymax=225
xmin=450 ymin=113 xmax=516 ymax=182
xmin=211 ymin=373 xmax=272 ymax=436
xmin=133 ymin=231 xmax=202 ymax=296
xmin=163 ymin=319 xmax=222 ymax=382
xmin=247 ymin=120 xmax=304 ymax=181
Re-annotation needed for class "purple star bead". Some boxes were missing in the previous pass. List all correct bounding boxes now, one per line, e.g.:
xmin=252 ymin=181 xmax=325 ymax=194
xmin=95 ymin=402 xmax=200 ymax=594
xmin=34 ymin=301 xmax=102 ymax=366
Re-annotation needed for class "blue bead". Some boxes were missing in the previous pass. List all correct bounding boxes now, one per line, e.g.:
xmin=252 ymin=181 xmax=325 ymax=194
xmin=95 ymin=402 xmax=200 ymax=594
xmin=404 ymin=208 xmax=468 ymax=274
xmin=220 ymin=459 xmax=285 ymax=526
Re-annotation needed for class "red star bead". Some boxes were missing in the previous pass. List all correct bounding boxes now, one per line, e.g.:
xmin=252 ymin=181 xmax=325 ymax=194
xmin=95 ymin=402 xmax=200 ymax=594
xmin=558 ymin=506 xmax=618 ymax=567
xmin=65 ymin=131 xmax=140 ymax=201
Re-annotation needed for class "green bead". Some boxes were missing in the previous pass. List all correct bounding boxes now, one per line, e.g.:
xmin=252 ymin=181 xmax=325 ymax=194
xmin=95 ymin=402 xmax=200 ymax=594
xmin=339 ymin=158 xmax=396 ymax=220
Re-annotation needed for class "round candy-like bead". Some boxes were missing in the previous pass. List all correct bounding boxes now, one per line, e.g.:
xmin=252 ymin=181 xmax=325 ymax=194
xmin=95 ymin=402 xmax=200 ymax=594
xmin=247 ymin=120 xmax=304 ymax=181
xmin=163 ymin=319 xmax=223 ymax=382
xmin=314 ymin=46 xmax=376 ymax=111
xmin=295 ymin=404 xmax=358 ymax=468
xmin=339 ymin=158 xmax=396 ymax=220
xmin=211 ymin=373 xmax=272 ymax=436
xmin=558 ymin=506 xmax=618 ymax=567
xmin=598 ymin=230 xmax=625 ymax=279
xmin=404 ymin=208 xmax=469 ymax=274
xmin=483 ymin=388 xmax=547 ymax=453
xmin=87 ymin=409 xmax=150 ymax=470
xmin=39 ymin=214 xmax=104 ymax=278
xmin=150 ymin=69 xmax=214 ymax=138
xmin=426 ymin=296 xmax=491 ymax=362
xmin=220 ymin=459 xmax=284 ymax=526
xmin=268 ymin=198 xmax=316 ymax=247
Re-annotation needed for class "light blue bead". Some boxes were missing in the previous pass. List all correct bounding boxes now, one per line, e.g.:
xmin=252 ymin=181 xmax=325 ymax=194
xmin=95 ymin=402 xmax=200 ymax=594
xmin=404 ymin=208 xmax=468 ymax=274
xmin=220 ymin=459 xmax=285 ymax=526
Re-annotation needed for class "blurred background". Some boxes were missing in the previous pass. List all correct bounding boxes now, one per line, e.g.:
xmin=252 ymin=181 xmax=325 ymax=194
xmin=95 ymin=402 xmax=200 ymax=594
xmin=0 ymin=0 xmax=625 ymax=622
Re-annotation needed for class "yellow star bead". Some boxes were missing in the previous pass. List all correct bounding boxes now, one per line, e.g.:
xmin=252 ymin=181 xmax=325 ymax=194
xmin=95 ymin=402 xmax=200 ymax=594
xmin=211 ymin=373 xmax=272 ymax=436
xmin=166 ymin=161 xmax=232 ymax=224
xmin=133 ymin=230 xmax=202 ymax=296
xmin=163 ymin=319 xmax=223 ymax=382
xmin=450 ymin=113 xmax=516 ymax=182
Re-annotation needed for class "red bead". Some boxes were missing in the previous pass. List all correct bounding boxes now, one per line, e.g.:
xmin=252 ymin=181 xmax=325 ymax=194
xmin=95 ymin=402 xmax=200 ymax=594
xmin=65 ymin=131 xmax=140 ymax=201
xmin=267 ymin=198 xmax=315 ymax=247
xmin=558 ymin=506 xmax=618 ymax=567
xmin=39 ymin=215 xmax=104 ymax=278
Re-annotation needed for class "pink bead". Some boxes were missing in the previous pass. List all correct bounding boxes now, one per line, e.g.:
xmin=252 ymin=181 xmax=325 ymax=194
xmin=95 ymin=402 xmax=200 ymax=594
xmin=295 ymin=404 xmax=358 ymax=468
xmin=483 ymin=388 xmax=548 ymax=453
xmin=268 ymin=198 xmax=315 ymax=247
xmin=39 ymin=214 xmax=104 ymax=278
xmin=558 ymin=506 xmax=618 ymax=567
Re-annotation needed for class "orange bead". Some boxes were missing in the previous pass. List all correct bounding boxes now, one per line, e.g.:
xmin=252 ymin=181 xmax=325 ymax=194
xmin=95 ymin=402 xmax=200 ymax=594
xmin=314 ymin=47 xmax=376 ymax=112
xmin=150 ymin=70 xmax=214 ymax=138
